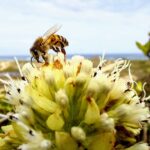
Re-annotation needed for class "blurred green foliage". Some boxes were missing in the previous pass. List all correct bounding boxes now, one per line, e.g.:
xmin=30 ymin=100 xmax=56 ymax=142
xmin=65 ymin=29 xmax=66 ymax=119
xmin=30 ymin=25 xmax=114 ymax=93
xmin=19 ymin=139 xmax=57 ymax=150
xmin=0 ymin=101 xmax=12 ymax=116
xmin=136 ymin=33 xmax=150 ymax=58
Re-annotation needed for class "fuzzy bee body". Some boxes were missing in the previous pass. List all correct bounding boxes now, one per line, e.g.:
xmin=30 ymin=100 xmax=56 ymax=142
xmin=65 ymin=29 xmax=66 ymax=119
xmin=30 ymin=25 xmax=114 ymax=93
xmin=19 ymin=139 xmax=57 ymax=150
xmin=30 ymin=25 xmax=69 ymax=65
xmin=47 ymin=34 xmax=68 ymax=54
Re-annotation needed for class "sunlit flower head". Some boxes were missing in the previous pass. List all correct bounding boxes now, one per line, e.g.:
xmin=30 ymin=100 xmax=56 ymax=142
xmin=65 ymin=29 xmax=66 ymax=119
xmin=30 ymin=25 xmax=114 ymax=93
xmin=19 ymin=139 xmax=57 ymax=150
xmin=0 ymin=53 xmax=149 ymax=150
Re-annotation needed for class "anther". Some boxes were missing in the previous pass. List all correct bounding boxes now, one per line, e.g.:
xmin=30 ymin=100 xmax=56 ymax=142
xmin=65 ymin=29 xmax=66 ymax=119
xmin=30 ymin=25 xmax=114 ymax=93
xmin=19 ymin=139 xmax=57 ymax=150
xmin=6 ymin=91 xmax=11 ymax=95
xmin=93 ymin=72 xmax=97 ymax=77
xmin=29 ymin=130 xmax=34 ymax=136
xmin=17 ymin=88 xmax=21 ymax=93
xmin=21 ymin=76 xmax=26 ymax=81
xmin=98 ymin=66 xmax=102 ymax=70
xmin=124 ymin=89 xmax=131 ymax=93
xmin=132 ymin=94 xmax=136 ymax=98
xmin=19 ymin=99 xmax=23 ymax=105
xmin=9 ymin=115 xmax=18 ymax=121
xmin=127 ymin=81 xmax=131 ymax=88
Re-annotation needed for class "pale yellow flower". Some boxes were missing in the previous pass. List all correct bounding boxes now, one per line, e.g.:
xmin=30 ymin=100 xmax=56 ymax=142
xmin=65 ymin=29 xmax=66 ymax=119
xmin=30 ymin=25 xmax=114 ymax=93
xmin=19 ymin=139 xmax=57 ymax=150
xmin=0 ymin=53 xmax=149 ymax=150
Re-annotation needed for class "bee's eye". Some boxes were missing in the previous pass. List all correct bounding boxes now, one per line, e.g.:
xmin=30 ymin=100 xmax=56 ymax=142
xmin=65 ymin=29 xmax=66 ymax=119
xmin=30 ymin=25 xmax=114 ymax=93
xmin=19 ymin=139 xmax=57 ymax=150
xmin=31 ymin=48 xmax=38 ymax=56
xmin=34 ymin=50 xmax=38 ymax=54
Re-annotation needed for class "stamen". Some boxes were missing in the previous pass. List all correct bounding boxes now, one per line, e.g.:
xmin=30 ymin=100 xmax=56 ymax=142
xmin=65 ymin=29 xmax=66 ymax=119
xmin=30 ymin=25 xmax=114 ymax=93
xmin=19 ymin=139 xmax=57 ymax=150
xmin=4 ymin=73 xmax=13 ymax=82
xmin=124 ymin=89 xmax=131 ymax=93
xmin=128 ymin=64 xmax=134 ymax=84
xmin=6 ymin=91 xmax=11 ymax=95
xmin=0 ymin=79 xmax=9 ymax=85
xmin=142 ymin=82 xmax=147 ymax=99
xmin=99 ymin=52 xmax=106 ymax=66
xmin=109 ymin=59 xmax=130 ymax=82
xmin=140 ymin=82 xmax=147 ymax=102
xmin=29 ymin=130 xmax=34 ymax=136
xmin=0 ymin=113 xmax=8 ymax=119
xmin=128 ymin=64 xmax=139 ymax=90
xmin=93 ymin=53 xmax=106 ymax=77
xmin=144 ymin=95 xmax=150 ymax=101
xmin=132 ymin=94 xmax=137 ymax=98
xmin=97 ymin=53 xmax=106 ymax=70
xmin=14 ymin=57 xmax=23 ymax=77
xmin=0 ymin=114 xmax=9 ymax=124
xmin=9 ymin=114 xmax=19 ymax=121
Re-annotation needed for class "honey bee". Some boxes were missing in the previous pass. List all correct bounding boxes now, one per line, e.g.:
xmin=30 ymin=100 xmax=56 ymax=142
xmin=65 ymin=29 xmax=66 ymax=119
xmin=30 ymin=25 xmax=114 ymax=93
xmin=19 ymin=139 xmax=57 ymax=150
xmin=30 ymin=25 xmax=69 ymax=65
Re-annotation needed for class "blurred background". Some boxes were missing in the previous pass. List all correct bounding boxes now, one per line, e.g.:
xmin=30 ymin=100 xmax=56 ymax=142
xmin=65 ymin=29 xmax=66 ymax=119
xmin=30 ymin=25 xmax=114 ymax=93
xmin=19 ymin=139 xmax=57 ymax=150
xmin=0 ymin=0 xmax=150 ymax=58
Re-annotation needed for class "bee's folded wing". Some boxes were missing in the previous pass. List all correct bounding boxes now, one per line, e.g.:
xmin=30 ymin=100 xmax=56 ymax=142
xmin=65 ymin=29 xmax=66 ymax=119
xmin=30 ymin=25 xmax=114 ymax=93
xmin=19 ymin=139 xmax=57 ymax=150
xmin=43 ymin=24 xmax=62 ymax=39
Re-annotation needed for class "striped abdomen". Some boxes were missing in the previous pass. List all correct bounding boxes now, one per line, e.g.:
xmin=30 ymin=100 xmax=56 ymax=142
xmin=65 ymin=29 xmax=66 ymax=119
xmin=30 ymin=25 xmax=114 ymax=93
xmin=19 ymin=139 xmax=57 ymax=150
xmin=49 ymin=34 xmax=68 ymax=48
xmin=47 ymin=34 xmax=68 ymax=54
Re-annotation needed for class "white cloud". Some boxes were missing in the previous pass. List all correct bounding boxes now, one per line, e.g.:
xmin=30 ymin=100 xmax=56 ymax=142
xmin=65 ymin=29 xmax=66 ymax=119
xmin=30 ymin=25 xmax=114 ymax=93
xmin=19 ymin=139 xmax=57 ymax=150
xmin=0 ymin=0 xmax=150 ymax=55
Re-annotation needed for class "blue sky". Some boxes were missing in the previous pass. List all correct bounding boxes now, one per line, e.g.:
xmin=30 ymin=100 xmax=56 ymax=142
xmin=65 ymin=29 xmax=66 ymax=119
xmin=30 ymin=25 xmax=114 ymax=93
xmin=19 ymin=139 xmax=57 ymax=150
xmin=0 ymin=0 xmax=150 ymax=55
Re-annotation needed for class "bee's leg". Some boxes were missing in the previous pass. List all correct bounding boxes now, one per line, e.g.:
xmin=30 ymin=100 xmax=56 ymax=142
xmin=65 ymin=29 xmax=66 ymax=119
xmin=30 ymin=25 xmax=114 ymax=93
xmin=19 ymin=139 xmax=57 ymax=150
xmin=36 ymin=56 xmax=41 ymax=63
xmin=52 ymin=46 xmax=60 ymax=53
xmin=59 ymin=42 xmax=66 ymax=61
xmin=61 ymin=48 xmax=66 ymax=62
xmin=61 ymin=48 xmax=66 ymax=55
xmin=42 ymin=52 xmax=49 ymax=65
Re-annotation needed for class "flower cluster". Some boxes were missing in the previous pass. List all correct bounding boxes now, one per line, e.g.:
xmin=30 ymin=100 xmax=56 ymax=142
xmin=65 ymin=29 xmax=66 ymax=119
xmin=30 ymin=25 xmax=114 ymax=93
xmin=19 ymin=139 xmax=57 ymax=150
xmin=0 ymin=53 xmax=149 ymax=150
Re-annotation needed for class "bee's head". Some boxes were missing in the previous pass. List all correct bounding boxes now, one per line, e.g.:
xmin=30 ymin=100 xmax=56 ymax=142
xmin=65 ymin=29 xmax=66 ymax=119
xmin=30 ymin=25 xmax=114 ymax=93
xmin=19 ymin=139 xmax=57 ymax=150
xmin=30 ymin=47 xmax=40 ymax=66
xmin=30 ymin=37 xmax=43 ymax=66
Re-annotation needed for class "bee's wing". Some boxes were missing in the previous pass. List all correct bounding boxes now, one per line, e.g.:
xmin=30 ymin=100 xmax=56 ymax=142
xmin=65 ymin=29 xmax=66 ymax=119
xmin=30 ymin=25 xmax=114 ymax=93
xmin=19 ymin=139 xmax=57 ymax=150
xmin=43 ymin=24 xmax=62 ymax=39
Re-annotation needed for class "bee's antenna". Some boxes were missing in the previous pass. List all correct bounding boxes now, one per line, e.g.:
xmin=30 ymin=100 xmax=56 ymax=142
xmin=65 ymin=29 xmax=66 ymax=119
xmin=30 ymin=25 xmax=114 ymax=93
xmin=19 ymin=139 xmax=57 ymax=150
xmin=31 ymin=56 xmax=34 ymax=67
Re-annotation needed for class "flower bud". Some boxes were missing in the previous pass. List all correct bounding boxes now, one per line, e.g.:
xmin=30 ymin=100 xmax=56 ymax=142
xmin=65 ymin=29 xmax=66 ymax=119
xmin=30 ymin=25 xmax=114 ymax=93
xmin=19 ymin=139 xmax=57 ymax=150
xmin=71 ymin=126 xmax=86 ymax=141
xmin=70 ymin=56 xmax=84 ymax=65
xmin=99 ymin=114 xmax=115 ymax=132
xmin=86 ymin=78 xmax=100 ymax=97
xmin=40 ymin=140 xmax=52 ymax=149
xmin=63 ymin=65 xmax=74 ymax=78
xmin=43 ymin=68 xmax=55 ymax=85
xmin=80 ymin=59 xmax=93 ymax=74
xmin=55 ymin=89 xmax=68 ymax=107
xmin=75 ymin=73 xmax=88 ymax=86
